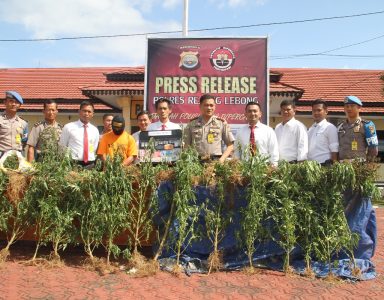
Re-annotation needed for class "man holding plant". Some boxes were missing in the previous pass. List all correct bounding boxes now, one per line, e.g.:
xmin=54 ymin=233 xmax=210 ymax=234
xmin=97 ymin=115 xmax=137 ymax=166
xmin=183 ymin=94 xmax=235 ymax=163
xmin=27 ymin=99 xmax=62 ymax=162
xmin=234 ymin=101 xmax=279 ymax=165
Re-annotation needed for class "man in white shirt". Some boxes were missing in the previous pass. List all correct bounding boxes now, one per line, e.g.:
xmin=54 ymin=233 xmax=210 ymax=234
xmin=234 ymin=102 xmax=279 ymax=165
xmin=59 ymin=100 xmax=99 ymax=168
xmin=275 ymin=100 xmax=308 ymax=163
xmin=147 ymin=98 xmax=181 ymax=131
xmin=308 ymin=99 xmax=339 ymax=165
xmin=132 ymin=110 xmax=151 ymax=144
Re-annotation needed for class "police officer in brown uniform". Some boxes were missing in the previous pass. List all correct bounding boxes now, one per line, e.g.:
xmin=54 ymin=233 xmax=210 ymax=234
xmin=183 ymin=94 xmax=235 ymax=163
xmin=27 ymin=100 xmax=63 ymax=162
xmin=338 ymin=96 xmax=378 ymax=161
xmin=0 ymin=91 xmax=28 ymax=158
xmin=338 ymin=95 xmax=378 ymax=260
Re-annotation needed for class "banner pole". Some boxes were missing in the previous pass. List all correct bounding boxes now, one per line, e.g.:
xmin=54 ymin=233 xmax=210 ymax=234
xmin=183 ymin=0 xmax=189 ymax=37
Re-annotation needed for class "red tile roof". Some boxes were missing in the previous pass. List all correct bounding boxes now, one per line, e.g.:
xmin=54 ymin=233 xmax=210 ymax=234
xmin=271 ymin=68 xmax=384 ymax=103
xmin=296 ymin=105 xmax=384 ymax=114
xmin=0 ymin=67 xmax=141 ymax=100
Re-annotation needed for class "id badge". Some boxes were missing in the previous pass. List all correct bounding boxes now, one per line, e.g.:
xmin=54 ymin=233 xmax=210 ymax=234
xmin=351 ymin=140 xmax=358 ymax=151
xmin=15 ymin=134 xmax=21 ymax=144
xmin=207 ymin=133 xmax=214 ymax=144
xmin=89 ymin=144 xmax=94 ymax=154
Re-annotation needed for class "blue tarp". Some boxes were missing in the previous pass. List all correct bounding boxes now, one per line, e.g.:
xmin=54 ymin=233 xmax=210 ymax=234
xmin=154 ymin=181 xmax=377 ymax=280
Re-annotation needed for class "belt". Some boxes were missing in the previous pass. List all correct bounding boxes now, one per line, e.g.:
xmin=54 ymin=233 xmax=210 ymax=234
xmin=77 ymin=160 xmax=95 ymax=167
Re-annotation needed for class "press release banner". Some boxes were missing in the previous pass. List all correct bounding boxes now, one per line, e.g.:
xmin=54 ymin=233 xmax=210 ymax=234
xmin=146 ymin=37 xmax=268 ymax=124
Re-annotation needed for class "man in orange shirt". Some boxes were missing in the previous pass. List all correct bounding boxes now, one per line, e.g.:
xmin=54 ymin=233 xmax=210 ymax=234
xmin=97 ymin=115 xmax=137 ymax=166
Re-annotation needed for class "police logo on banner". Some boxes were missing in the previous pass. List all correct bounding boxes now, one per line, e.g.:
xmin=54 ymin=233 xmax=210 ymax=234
xmin=210 ymin=46 xmax=236 ymax=71
xmin=179 ymin=51 xmax=200 ymax=70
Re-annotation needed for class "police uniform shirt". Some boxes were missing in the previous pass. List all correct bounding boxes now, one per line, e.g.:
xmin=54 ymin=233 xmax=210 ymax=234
xmin=147 ymin=120 xmax=181 ymax=131
xmin=183 ymin=115 xmax=235 ymax=157
xmin=27 ymin=121 xmax=63 ymax=153
xmin=308 ymin=119 xmax=339 ymax=164
xmin=59 ymin=120 xmax=99 ymax=161
xmin=234 ymin=121 xmax=279 ymax=165
xmin=275 ymin=117 xmax=308 ymax=162
xmin=0 ymin=114 xmax=28 ymax=152
xmin=338 ymin=118 xmax=378 ymax=160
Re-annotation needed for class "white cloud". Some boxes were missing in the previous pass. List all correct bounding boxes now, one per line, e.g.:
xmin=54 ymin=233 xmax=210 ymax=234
xmin=0 ymin=0 xmax=180 ymax=65
xmin=210 ymin=0 xmax=268 ymax=8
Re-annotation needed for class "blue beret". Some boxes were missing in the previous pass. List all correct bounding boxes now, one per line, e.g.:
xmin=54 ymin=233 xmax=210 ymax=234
xmin=344 ymin=95 xmax=362 ymax=106
xmin=5 ymin=91 xmax=23 ymax=104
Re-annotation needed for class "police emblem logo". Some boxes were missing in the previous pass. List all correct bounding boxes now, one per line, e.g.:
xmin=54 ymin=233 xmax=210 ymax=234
xmin=369 ymin=125 xmax=375 ymax=135
xmin=179 ymin=51 xmax=199 ymax=70
xmin=210 ymin=46 xmax=236 ymax=71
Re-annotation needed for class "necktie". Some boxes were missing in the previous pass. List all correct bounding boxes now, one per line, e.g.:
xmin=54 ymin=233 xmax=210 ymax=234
xmin=161 ymin=124 xmax=166 ymax=131
xmin=249 ymin=125 xmax=257 ymax=155
xmin=83 ymin=124 xmax=89 ymax=163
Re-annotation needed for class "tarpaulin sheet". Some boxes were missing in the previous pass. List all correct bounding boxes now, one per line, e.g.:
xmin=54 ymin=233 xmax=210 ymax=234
xmin=153 ymin=182 xmax=376 ymax=280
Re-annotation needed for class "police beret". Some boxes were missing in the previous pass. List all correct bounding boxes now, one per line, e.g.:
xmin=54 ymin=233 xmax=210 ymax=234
xmin=5 ymin=91 xmax=23 ymax=104
xmin=344 ymin=95 xmax=362 ymax=106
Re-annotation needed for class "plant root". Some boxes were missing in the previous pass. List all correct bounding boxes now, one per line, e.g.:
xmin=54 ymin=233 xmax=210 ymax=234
xmin=0 ymin=248 xmax=10 ymax=264
xmin=126 ymin=251 xmax=159 ymax=277
xmin=242 ymin=266 xmax=261 ymax=275
xmin=351 ymin=266 xmax=362 ymax=278
xmin=207 ymin=251 xmax=223 ymax=274
xmin=170 ymin=263 xmax=183 ymax=277
xmin=324 ymin=272 xmax=342 ymax=284
xmin=83 ymin=257 xmax=118 ymax=276
xmin=6 ymin=172 xmax=31 ymax=204
xmin=303 ymin=267 xmax=316 ymax=279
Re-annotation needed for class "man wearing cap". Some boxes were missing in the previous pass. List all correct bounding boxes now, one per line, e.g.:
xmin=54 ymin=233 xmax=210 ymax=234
xmin=59 ymin=100 xmax=99 ymax=169
xmin=0 ymin=91 xmax=28 ymax=158
xmin=27 ymin=99 xmax=62 ymax=162
xmin=183 ymin=94 xmax=235 ymax=163
xmin=338 ymin=95 xmax=378 ymax=260
xmin=147 ymin=98 xmax=181 ymax=131
xmin=97 ymin=115 xmax=137 ymax=166
xmin=338 ymin=96 xmax=378 ymax=161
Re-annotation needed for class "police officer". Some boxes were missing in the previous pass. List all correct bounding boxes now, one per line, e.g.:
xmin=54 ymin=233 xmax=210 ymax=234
xmin=0 ymin=91 xmax=28 ymax=158
xmin=338 ymin=95 xmax=378 ymax=260
xmin=27 ymin=99 xmax=62 ymax=162
xmin=183 ymin=94 xmax=235 ymax=163
xmin=338 ymin=96 xmax=378 ymax=161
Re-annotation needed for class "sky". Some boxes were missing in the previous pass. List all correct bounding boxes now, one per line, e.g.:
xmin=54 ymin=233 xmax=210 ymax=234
xmin=0 ymin=0 xmax=383 ymax=70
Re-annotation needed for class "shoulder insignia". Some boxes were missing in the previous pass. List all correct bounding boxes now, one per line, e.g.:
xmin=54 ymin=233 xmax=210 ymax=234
xmin=361 ymin=119 xmax=370 ymax=124
xmin=18 ymin=115 xmax=27 ymax=122
xmin=336 ymin=120 xmax=345 ymax=128
xmin=34 ymin=121 xmax=44 ymax=127
xmin=216 ymin=117 xmax=227 ymax=123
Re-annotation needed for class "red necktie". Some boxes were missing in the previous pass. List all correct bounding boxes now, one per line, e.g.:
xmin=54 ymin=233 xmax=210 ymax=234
xmin=250 ymin=125 xmax=257 ymax=155
xmin=83 ymin=124 xmax=89 ymax=163
xmin=161 ymin=124 xmax=166 ymax=131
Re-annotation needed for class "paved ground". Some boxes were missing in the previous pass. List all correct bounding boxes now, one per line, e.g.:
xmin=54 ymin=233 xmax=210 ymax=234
xmin=0 ymin=208 xmax=383 ymax=300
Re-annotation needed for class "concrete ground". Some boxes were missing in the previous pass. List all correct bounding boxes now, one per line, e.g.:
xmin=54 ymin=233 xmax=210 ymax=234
xmin=0 ymin=208 xmax=383 ymax=300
